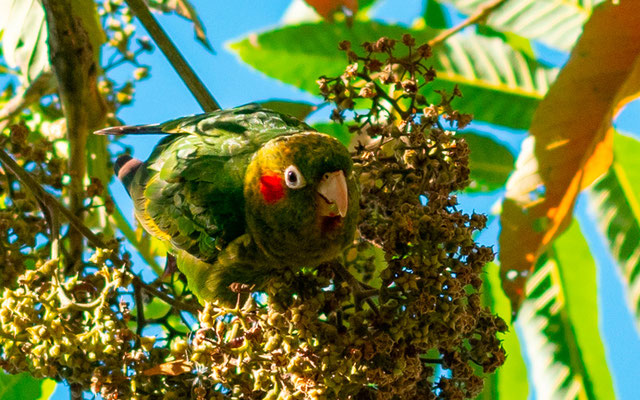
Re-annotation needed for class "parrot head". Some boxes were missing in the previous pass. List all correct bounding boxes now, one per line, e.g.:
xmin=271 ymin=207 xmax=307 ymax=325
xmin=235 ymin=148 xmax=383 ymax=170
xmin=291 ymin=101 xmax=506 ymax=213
xmin=244 ymin=132 xmax=359 ymax=268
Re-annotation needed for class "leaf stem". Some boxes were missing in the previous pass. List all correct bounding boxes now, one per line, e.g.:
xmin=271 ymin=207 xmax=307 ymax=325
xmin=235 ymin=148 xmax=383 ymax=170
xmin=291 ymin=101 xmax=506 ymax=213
xmin=428 ymin=0 xmax=507 ymax=47
xmin=124 ymin=0 xmax=220 ymax=112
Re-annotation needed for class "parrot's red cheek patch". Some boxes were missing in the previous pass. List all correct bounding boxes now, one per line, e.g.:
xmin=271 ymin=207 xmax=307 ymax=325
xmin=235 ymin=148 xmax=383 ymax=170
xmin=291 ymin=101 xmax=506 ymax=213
xmin=260 ymin=173 xmax=285 ymax=203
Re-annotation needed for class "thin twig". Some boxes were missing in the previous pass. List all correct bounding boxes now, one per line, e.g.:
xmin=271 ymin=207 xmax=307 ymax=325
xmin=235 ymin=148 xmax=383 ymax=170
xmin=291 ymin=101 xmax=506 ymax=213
xmin=124 ymin=0 xmax=220 ymax=112
xmin=428 ymin=0 xmax=507 ymax=47
xmin=133 ymin=278 xmax=146 ymax=335
xmin=70 ymin=384 xmax=83 ymax=400
xmin=357 ymin=73 xmax=406 ymax=118
xmin=420 ymin=357 xmax=444 ymax=364
xmin=133 ymin=276 xmax=201 ymax=314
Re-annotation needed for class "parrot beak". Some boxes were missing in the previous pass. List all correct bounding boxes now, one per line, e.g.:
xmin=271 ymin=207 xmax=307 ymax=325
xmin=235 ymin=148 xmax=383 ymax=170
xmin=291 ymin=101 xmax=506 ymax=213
xmin=317 ymin=170 xmax=349 ymax=218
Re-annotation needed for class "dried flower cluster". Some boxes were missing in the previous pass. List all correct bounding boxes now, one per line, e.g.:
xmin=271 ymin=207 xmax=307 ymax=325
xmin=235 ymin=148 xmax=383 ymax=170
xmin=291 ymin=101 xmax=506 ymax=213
xmin=0 ymin=34 xmax=505 ymax=399
xmin=0 ymin=116 xmax=69 ymax=288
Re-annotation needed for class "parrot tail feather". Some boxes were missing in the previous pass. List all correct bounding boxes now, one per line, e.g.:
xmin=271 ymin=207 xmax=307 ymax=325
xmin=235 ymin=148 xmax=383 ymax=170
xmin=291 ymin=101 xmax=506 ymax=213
xmin=115 ymin=155 xmax=142 ymax=194
xmin=94 ymin=124 xmax=163 ymax=136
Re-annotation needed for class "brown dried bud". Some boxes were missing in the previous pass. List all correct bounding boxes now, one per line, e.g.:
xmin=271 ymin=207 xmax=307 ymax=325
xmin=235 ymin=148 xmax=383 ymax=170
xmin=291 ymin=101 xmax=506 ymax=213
xmin=402 ymin=34 xmax=415 ymax=47
xmin=338 ymin=40 xmax=351 ymax=51
xmin=417 ymin=44 xmax=432 ymax=58
xmin=229 ymin=282 xmax=252 ymax=293
xmin=401 ymin=79 xmax=418 ymax=94
xmin=10 ymin=124 xmax=28 ymax=145
xmin=374 ymin=37 xmax=396 ymax=53
xmin=359 ymin=82 xmax=376 ymax=98
xmin=366 ymin=58 xmax=383 ymax=72
xmin=362 ymin=41 xmax=374 ymax=52
xmin=344 ymin=63 xmax=359 ymax=78
xmin=86 ymin=177 xmax=104 ymax=198
xmin=317 ymin=78 xmax=330 ymax=95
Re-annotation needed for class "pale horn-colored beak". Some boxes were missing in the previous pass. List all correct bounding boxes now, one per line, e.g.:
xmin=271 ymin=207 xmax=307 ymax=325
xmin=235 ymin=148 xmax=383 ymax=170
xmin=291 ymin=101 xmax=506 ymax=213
xmin=317 ymin=170 xmax=349 ymax=218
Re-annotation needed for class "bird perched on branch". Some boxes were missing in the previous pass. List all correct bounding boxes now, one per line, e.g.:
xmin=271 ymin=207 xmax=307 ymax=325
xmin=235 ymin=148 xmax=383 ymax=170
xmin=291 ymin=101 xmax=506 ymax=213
xmin=96 ymin=104 xmax=359 ymax=304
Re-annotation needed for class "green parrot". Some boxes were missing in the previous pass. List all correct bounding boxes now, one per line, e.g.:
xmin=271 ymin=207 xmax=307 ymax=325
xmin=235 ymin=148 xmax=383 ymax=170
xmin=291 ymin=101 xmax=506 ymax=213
xmin=96 ymin=104 xmax=359 ymax=305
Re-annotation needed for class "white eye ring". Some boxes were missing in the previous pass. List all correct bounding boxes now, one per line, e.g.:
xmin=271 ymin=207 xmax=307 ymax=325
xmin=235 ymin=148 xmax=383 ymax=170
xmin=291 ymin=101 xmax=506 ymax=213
xmin=284 ymin=165 xmax=306 ymax=189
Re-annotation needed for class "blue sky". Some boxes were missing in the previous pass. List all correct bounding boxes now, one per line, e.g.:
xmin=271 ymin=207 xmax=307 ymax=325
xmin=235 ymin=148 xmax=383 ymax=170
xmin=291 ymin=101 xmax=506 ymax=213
xmin=47 ymin=0 xmax=639 ymax=398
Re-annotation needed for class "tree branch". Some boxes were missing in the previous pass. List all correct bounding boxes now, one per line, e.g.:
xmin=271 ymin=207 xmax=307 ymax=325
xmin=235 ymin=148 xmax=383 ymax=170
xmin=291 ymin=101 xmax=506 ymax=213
xmin=42 ymin=0 xmax=107 ymax=266
xmin=125 ymin=0 xmax=220 ymax=112
xmin=428 ymin=0 xmax=507 ymax=47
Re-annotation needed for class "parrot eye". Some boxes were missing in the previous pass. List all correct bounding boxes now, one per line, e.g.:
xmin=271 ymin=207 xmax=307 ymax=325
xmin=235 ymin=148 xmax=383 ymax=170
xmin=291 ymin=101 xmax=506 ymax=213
xmin=284 ymin=165 xmax=306 ymax=189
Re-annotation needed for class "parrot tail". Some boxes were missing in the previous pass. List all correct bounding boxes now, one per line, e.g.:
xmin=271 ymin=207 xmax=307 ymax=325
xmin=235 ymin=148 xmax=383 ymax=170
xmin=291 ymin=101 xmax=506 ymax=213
xmin=114 ymin=155 xmax=142 ymax=194
xmin=94 ymin=124 xmax=162 ymax=136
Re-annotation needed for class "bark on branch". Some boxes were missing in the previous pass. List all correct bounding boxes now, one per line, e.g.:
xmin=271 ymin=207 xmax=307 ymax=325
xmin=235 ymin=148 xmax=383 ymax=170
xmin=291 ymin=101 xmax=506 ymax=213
xmin=41 ymin=0 xmax=107 ymax=266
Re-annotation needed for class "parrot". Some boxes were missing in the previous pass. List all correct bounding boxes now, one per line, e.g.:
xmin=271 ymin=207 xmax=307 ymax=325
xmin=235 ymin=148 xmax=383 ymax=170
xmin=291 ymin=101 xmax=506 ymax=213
xmin=95 ymin=104 xmax=359 ymax=305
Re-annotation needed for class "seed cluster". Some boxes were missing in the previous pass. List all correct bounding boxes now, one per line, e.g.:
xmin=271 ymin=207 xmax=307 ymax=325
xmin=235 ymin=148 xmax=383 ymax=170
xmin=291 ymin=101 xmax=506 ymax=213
xmin=0 ymin=34 xmax=505 ymax=399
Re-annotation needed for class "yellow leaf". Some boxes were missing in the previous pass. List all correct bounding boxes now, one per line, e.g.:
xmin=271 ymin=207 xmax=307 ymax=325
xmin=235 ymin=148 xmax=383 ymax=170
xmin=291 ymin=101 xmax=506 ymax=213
xmin=499 ymin=0 xmax=640 ymax=313
xmin=143 ymin=359 xmax=193 ymax=376
xmin=304 ymin=0 xmax=358 ymax=20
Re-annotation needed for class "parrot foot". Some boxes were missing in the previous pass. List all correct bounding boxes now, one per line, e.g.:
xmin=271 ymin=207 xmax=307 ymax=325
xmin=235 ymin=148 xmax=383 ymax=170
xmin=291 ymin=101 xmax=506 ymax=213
xmin=161 ymin=253 xmax=177 ymax=279
xmin=330 ymin=262 xmax=379 ymax=314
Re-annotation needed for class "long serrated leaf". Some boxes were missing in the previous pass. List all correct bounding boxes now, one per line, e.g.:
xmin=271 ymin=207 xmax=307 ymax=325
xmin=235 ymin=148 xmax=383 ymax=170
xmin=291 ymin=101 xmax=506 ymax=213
xmin=313 ymin=122 xmax=352 ymax=147
xmin=429 ymin=32 xmax=556 ymax=129
xmin=258 ymin=99 xmax=317 ymax=121
xmin=477 ymin=263 xmax=528 ymax=400
xmin=438 ymin=0 xmax=606 ymax=52
xmin=229 ymin=21 xmax=557 ymax=130
xmin=0 ymin=0 xmax=49 ymax=83
xmin=499 ymin=1 xmax=640 ymax=310
xmin=0 ymin=372 xmax=56 ymax=400
xmin=517 ymin=219 xmax=615 ymax=399
xmin=148 ymin=0 xmax=213 ymax=52
xmin=459 ymin=132 xmax=514 ymax=192
xmin=13 ymin=0 xmax=44 ymax=79
xmin=588 ymin=132 xmax=640 ymax=331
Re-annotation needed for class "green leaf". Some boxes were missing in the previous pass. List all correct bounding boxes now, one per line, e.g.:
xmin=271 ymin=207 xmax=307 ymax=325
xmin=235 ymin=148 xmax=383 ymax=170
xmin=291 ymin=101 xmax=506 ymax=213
xmin=588 ymin=131 xmax=640 ymax=332
xmin=0 ymin=372 xmax=56 ymax=400
xmin=143 ymin=296 xmax=172 ymax=319
xmin=0 ymin=0 xmax=48 ymax=83
xmin=168 ymin=313 xmax=191 ymax=333
xmin=438 ymin=0 xmax=606 ymax=52
xmin=477 ymin=263 xmax=528 ymax=400
xmin=228 ymin=21 xmax=557 ymax=129
xmin=313 ymin=122 xmax=352 ymax=147
xmin=516 ymin=219 xmax=615 ymax=399
xmin=359 ymin=0 xmax=378 ymax=11
xmin=258 ymin=99 xmax=317 ymax=121
xmin=425 ymin=0 xmax=448 ymax=29
xmin=459 ymin=132 xmax=514 ymax=192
